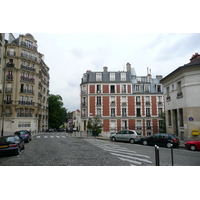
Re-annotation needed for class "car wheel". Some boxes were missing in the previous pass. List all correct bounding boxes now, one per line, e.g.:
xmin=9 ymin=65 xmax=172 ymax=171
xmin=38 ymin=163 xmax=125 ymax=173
xmin=190 ymin=145 xmax=196 ymax=151
xmin=167 ymin=142 xmax=173 ymax=148
xmin=111 ymin=137 xmax=116 ymax=142
xmin=143 ymin=140 xmax=148 ymax=145
xmin=130 ymin=139 xmax=135 ymax=144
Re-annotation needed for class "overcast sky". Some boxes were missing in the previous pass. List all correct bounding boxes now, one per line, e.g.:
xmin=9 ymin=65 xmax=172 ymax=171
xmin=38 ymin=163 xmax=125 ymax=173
xmin=8 ymin=33 xmax=200 ymax=112
xmin=3 ymin=1 xmax=200 ymax=112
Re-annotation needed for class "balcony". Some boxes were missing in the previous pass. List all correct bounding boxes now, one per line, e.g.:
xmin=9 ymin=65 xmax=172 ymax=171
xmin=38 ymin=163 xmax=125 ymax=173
xmin=146 ymin=102 xmax=150 ymax=106
xmin=147 ymin=126 xmax=152 ymax=130
xmin=177 ymin=92 xmax=183 ymax=99
xmin=18 ymin=101 xmax=35 ymax=106
xmin=122 ymin=102 xmax=127 ymax=107
xmin=20 ymin=76 xmax=35 ymax=84
xmin=20 ymin=41 xmax=37 ymax=51
xmin=21 ymin=65 xmax=36 ymax=72
xmin=158 ymin=102 xmax=163 ymax=106
xmin=4 ymin=100 xmax=12 ymax=104
xmin=96 ymin=103 xmax=101 ymax=107
xmin=110 ymin=90 xmax=115 ymax=93
xmin=7 ymin=52 xmax=16 ymax=56
xmin=20 ymin=89 xmax=34 ymax=94
xmin=6 ymin=63 xmax=15 ymax=68
xmin=137 ymin=126 xmax=142 ymax=130
xmin=110 ymin=102 xmax=115 ymax=107
xmin=5 ymin=87 xmax=12 ymax=93
xmin=17 ymin=113 xmax=33 ymax=117
xmin=136 ymin=102 xmax=141 ymax=106
xmin=6 ymin=75 xmax=13 ymax=81
xmin=166 ymin=96 xmax=171 ymax=101
xmin=21 ymin=53 xmax=37 ymax=62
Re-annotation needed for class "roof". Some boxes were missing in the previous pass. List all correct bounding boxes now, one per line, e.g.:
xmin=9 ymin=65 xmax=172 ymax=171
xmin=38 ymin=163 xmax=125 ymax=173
xmin=160 ymin=56 xmax=200 ymax=84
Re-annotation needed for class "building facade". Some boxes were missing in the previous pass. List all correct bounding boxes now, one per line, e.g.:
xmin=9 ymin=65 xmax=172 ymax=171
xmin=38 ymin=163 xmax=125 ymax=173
xmin=160 ymin=53 xmax=200 ymax=141
xmin=80 ymin=63 xmax=164 ymax=137
xmin=0 ymin=33 xmax=50 ymax=136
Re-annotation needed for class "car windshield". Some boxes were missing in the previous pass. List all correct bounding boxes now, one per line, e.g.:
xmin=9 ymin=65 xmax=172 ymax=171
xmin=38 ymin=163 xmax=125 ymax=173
xmin=0 ymin=137 xmax=15 ymax=143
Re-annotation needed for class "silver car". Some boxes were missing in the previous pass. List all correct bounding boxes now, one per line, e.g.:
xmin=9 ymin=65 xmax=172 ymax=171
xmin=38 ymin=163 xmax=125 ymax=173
xmin=110 ymin=130 xmax=142 ymax=144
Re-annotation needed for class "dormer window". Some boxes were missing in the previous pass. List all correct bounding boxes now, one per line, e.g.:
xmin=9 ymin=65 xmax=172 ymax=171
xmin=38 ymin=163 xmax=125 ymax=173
xmin=96 ymin=73 xmax=102 ymax=81
xmin=121 ymin=73 xmax=126 ymax=81
xmin=110 ymin=73 xmax=115 ymax=81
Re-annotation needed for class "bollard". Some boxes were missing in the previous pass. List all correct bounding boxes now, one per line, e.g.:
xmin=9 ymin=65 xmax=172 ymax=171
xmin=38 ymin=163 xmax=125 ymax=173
xmin=155 ymin=145 xmax=160 ymax=166
xmin=170 ymin=143 xmax=174 ymax=166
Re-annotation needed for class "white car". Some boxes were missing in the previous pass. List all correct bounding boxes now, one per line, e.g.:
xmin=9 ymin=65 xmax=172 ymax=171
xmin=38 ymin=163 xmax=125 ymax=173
xmin=110 ymin=129 xmax=142 ymax=144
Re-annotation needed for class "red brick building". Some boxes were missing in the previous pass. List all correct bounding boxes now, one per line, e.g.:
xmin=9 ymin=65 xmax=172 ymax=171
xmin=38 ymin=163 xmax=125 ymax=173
xmin=80 ymin=63 xmax=164 ymax=137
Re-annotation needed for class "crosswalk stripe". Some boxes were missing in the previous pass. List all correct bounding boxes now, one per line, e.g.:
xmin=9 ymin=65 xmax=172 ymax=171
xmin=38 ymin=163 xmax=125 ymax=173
xmin=110 ymin=152 xmax=152 ymax=164
xmin=50 ymin=136 xmax=54 ymax=138
xmin=44 ymin=136 xmax=48 ymax=138
xmin=118 ymin=157 xmax=142 ymax=165
xmin=36 ymin=136 xmax=40 ymax=138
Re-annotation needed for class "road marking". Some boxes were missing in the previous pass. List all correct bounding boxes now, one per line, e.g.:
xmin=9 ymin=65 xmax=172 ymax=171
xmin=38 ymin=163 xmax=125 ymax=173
xmin=61 ymin=136 xmax=66 ymax=138
xmin=109 ymin=152 xmax=153 ymax=164
xmin=118 ymin=157 xmax=142 ymax=165
xmin=44 ymin=136 xmax=48 ymax=138
xmin=56 ymin=136 xmax=60 ymax=138
xmin=50 ymin=136 xmax=54 ymax=138
xmin=36 ymin=136 xmax=41 ymax=138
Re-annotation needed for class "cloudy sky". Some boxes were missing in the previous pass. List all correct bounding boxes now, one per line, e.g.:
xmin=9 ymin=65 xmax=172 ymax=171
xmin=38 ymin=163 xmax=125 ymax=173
xmin=3 ymin=1 xmax=200 ymax=113
xmin=8 ymin=33 xmax=200 ymax=112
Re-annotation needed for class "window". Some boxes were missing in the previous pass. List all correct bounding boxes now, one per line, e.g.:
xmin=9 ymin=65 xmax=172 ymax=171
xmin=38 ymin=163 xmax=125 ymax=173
xmin=82 ymin=97 xmax=86 ymax=106
xmin=97 ymin=96 xmax=101 ymax=105
xmin=110 ymin=85 xmax=115 ymax=93
xmin=97 ymin=108 xmax=101 ymax=117
xmin=177 ymin=81 xmax=183 ymax=98
xmin=156 ymin=84 xmax=162 ymax=92
xmin=121 ymin=85 xmax=126 ymax=93
xmin=135 ymin=85 xmax=140 ymax=92
xmin=9 ymin=48 xmax=15 ymax=56
xmin=121 ymin=73 xmax=126 ymax=81
xmin=82 ymin=74 xmax=87 ymax=82
xmin=146 ymin=108 xmax=151 ymax=116
xmin=158 ymin=108 xmax=163 ymax=116
xmin=168 ymin=110 xmax=172 ymax=126
xmin=137 ymin=120 xmax=142 ymax=130
xmin=25 ymin=40 xmax=33 ymax=48
xmin=136 ymin=96 xmax=141 ymax=104
xmin=96 ymin=73 xmax=102 ymax=81
xmin=137 ymin=108 xmax=141 ymax=117
xmin=111 ymin=108 xmax=115 ymax=117
xmin=144 ymin=85 xmax=150 ymax=92
xmin=146 ymin=120 xmax=151 ymax=129
xmin=96 ymin=85 xmax=101 ymax=93
xmin=110 ymin=73 xmax=115 ymax=81
xmin=122 ymin=108 xmax=127 ymax=116
xmin=179 ymin=108 xmax=184 ymax=127
xmin=122 ymin=120 xmax=127 ymax=129
xmin=110 ymin=120 xmax=116 ymax=131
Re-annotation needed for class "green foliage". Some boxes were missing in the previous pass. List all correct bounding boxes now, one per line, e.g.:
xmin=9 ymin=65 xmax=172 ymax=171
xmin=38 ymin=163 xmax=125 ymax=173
xmin=87 ymin=116 xmax=103 ymax=136
xmin=48 ymin=94 xmax=69 ymax=130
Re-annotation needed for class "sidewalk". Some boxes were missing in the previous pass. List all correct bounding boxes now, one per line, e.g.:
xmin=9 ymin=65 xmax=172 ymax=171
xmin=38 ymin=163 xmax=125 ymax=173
xmin=68 ymin=131 xmax=186 ymax=148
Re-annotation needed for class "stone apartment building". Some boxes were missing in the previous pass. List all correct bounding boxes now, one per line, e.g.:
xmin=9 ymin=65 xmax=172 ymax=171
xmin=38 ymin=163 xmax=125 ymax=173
xmin=80 ymin=63 xmax=165 ymax=137
xmin=0 ymin=33 xmax=50 ymax=136
xmin=160 ymin=53 xmax=200 ymax=141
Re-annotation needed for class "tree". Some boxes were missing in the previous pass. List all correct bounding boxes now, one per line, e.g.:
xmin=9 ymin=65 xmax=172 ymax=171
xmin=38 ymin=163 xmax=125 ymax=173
xmin=48 ymin=94 xmax=68 ymax=130
xmin=87 ymin=116 xmax=103 ymax=136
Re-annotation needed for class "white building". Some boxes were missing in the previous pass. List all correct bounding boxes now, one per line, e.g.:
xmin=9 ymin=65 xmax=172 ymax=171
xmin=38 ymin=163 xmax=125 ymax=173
xmin=160 ymin=53 xmax=200 ymax=141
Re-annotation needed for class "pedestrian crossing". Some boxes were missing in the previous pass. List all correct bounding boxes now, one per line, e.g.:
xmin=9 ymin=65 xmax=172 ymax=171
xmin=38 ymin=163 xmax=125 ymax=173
xmin=34 ymin=134 xmax=68 ymax=139
xmin=85 ymin=139 xmax=153 ymax=166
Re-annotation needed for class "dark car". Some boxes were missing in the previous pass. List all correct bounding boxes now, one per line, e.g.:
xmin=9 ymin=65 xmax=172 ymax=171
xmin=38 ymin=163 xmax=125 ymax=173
xmin=185 ymin=140 xmax=200 ymax=151
xmin=14 ymin=130 xmax=32 ymax=143
xmin=140 ymin=133 xmax=180 ymax=148
xmin=0 ymin=135 xmax=25 ymax=156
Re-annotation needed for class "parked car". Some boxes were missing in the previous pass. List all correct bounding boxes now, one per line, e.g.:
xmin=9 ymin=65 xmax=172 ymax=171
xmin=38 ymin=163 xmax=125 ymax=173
xmin=0 ymin=135 xmax=25 ymax=156
xmin=14 ymin=130 xmax=32 ymax=143
xmin=110 ymin=129 xmax=142 ymax=144
xmin=185 ymin=140 xmax=200 ymax=151
xmin=140 ymin=133 xmax=180 ymax=148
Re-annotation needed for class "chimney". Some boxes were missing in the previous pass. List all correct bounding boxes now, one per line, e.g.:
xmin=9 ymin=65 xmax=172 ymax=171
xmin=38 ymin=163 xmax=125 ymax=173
xmin=190 ymin=53 xmax=200 ymax=62
xmin=103 ymin=66 xmax=108 ymax=72
xmin=156 ymin=75 xmax=163 ymax=80
xmin=126 ymin=62 xmax=131 ymax=71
